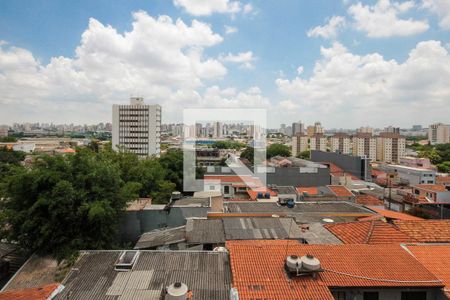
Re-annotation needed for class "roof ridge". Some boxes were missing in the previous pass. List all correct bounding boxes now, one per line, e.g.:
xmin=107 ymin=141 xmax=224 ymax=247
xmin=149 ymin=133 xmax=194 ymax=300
xmin=364 ymin=220 xmax=377 ymax=244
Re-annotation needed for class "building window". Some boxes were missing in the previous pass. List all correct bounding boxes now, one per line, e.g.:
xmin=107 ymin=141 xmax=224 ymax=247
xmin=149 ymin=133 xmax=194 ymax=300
xmin=224 ymin=185 xmax=230 ymax=194
xmin=331 ymin=291 xmax=345 ymax=300
xmin=401 ymin=291 xmax=427 ymax=300
xmin=364 ymin=292 xmax=379 ymax=300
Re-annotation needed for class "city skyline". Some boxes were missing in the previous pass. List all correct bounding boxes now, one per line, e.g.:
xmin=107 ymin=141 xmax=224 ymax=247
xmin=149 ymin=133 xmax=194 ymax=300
xmin=0 ymin=0 xmax=449 ymax=127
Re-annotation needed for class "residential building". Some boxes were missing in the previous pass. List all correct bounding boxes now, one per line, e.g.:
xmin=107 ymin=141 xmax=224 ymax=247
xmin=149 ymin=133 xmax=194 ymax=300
xmin=291 ymin=121 xmax=304 ymax=136
xmin=376 ymin=132 xmax=406 ymax=163
xmin=411 ymin=184 xmax=450 ymax=203
xmin=428 ymin=123 xmax=450 ymax=145
xmin=313 ymin=121 xmax=324 ymax=134
xmin=12 ymin=143 xmax=35 ymax=153
xmin=352 ymin=133 xmax=377 ymax=161
xmin=384 ymin=126 xmax=400 ymax=133
xmin=309 ymin=134 xmax=327 ymax=152
xmin=356 ymin=126 xmax=373 ymax=134
xmin=112 ymin=97 xmax=161 ymax=157
xmin=306 ymin=125 xmax=315 ymax=136
xmin=393 ymin=220 xmax=450 ymax=243
xmin=382 ymin=164 xmax=436 ymax=185
xmin=227 ymin=240 xmax=446 ymax=300
xmin=399 ymin=156 xmax=434 ymax=169
xmin=330 ymin=133 xmax=351 ymax=154
xmin=291 ymin=133 xmax=309 ymax=157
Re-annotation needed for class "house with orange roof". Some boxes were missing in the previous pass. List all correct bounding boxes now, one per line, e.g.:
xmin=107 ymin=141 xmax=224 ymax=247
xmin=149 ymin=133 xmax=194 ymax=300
xmin=406 ymin=244 xmax=450 ymax=299
xmin=355 ymin=194 xmax=384 ymax=206
xmin=411 ymin=184 xmax=450 ymax=203
xmin=227 ymin=240 xmax=445 ymax=300
xmin=324 ymin=220 xmax=416 ymax=244
xmin=393 ymin=220 xmax=450 ymax=243
xmin=204 ymin=175 xmax=263 ymax=199
xmin=326 ymin=185 xmax=355 ymax=202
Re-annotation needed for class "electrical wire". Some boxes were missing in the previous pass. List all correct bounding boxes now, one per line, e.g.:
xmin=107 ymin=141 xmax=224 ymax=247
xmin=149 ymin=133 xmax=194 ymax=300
xmin=322 ymin=268 xmax=443 ymax=284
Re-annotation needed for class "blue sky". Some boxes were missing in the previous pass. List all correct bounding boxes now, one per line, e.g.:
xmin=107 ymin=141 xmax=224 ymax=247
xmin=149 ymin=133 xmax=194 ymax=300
xmin=0 ymin=0 xmax=449 ymax=128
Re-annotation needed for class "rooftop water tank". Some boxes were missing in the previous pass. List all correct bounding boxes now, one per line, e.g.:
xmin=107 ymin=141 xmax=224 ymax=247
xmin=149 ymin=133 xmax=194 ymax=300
xmin=285 ymin=255 xmax=302 ymax=273
xmin=166 ymin=282 xmax=188 ymax=300
xmin=300 ymin=254 xmax=321 ymax=271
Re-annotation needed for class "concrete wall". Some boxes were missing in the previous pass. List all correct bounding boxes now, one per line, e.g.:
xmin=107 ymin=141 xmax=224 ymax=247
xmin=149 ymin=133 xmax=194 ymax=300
xmin=310 ymin=150 xmax=371 ymax=181
xmin=120 ymin=207 xmax=208 ymax=243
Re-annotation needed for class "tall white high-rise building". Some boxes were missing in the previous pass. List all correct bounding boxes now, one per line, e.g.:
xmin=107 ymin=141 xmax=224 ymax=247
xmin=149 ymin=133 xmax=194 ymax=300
xmin=112 ymin=97 xmax=161 ymax=157
xmin=310 ymin=134 xmax=327 ymax=152
xmin=376 ymin=132 xmax=406 ymax=163
xmin=428 ymin=123 xmax=450 ymax=145
xmin=213 ymin=122 xmax=223 ymax=138
xmin=292 ymin=121 xmax=304 ymax=136
xmin=352 ymin=133 xmax=377 ymax=161
xmin=292 ymin=133 xmax=309 ymax=157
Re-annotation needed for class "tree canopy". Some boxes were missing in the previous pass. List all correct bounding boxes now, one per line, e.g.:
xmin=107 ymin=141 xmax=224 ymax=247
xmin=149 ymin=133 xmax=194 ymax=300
xmin=266 ymin=143 xmax=291 ymax=159
xmin=0 ymin=146 xmax=184 ymax=260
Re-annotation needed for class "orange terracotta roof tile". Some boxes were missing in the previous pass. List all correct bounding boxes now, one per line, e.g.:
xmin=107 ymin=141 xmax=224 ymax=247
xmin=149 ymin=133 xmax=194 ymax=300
xmin=414 ymin=184 xmax=448 ymax=192
xmin=436 ymin=176 xmax=450 ymax=185
xmin=355 ymin=194 xmax=383 ymax=206
xmin=407 ymin=244 xmax=450 ymax=298
xmin=227 ymin=241 xmax=443 ymax=300
xmin=324 ymin=220 xmax=416 ymax=244
xmin=247 ymin=188 xmax=277 ymax=200
xmin=327 ymin=185 xmax=354 ymax=197
xmin=367 ymin=207 xmax=423 ymax=221
xmin=296 ymin=186 xmax=319 ymax=195
xmin=0 ymin=283 xmax=60 ymax=300
xmin=393 ymin=220 xmax=450 ymax=243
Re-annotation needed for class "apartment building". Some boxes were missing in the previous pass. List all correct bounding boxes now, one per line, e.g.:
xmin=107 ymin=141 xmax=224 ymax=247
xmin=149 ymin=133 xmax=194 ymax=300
xmin=352 ymin=133 xmax=376 ymax=161
xmin=291 ymin=121 xmax=304 ymax=136
xmin=112 ymin=97 xmax=161 ymax=157
xmin=330 ymin=133 xmax=351 ymax=154
xmin=428 ymin=123 xmax=450 ymax=145
xmin=291 ymin=133 xmax=309 ymax=157
xmin=376 ymin=132 xmax=406 ymax=163
xmin=212 ymin=122 xmax=223 ymax=138
xmin=310 ymin=134 xmax=327 ymax=152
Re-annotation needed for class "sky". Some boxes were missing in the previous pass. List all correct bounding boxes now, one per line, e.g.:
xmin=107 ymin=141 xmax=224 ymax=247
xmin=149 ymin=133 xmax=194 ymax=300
xmin=0 ymin=0 xmax=449 ymax=128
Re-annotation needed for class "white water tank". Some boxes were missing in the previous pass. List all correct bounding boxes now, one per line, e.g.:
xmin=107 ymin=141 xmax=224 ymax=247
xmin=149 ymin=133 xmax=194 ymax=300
xmin=301 ymin=254 xmax=321 ymax=271
xmin=286 ymin=255 xmax=302 ymax=272
xmin=166 ymin=282 xmax=188 ymax=300
xmin=213 ymin=246 xmax=228 ymax=252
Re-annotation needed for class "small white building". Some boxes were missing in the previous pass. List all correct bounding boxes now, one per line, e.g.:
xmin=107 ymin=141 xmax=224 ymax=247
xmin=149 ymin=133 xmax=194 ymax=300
xmin=12 ymin=143 xmax=35 ymax=153
xmin=385 ymin=164 xmax=436 ymax=186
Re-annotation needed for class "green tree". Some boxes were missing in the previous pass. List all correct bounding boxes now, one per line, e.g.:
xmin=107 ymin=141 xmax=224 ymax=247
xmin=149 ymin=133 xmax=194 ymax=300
xmin=267 ymin=143 xmax=291 ymax=159
xmin=0 ymin=149 xmax=141 ymax=260
xmin=240 ymin=147 xmax=254 ymax=164
xmin=297 ymin=150 xmax=310 ymax=160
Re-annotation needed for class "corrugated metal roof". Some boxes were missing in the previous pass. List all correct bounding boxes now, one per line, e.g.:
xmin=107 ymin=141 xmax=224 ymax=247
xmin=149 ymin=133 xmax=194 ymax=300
xmin=55 ymin=251 xmax=232 ymax=300
xmin=185 ymin=219 xmax=225 ymax=244
xmin=222 ymin=217 xmax=302 ymax=240
xmin=134 ymin=226 xmax=186 ymax=249
xmin=225 ymin=202 xmax=372 ymax=213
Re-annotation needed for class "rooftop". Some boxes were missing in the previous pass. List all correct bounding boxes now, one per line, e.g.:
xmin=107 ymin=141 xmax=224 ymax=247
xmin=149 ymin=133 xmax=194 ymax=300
xmin=355 ymin=194 xmax=384 ymax=206
xmin=54 ymin=251 xmax=232 ymax=300
xmin=227 ymin=241 xmax=443 ymax=300
xmin=327 ymin=185 xmax=354 ymax=197
xmin=0 ymin=283 xmax=61 ymax=300
xmin=296 ymin=186 xmax=319 ymax=195
xmin=324 ymin=220 xmax=416 ymax=244
xmin=406 ymin=244 xmax=450 ymax=298
xmin=186 ymin=219 xmax=225 ymax=244
xmin=393 ymin=220 xmax=450 ymax=243
xmin=367 ymin=207 xmax=423 ymax=221
xmin=414 ymin=184 xmax=449 ymax=192
xmin=134 ymin=226 xmax=186 ymax=250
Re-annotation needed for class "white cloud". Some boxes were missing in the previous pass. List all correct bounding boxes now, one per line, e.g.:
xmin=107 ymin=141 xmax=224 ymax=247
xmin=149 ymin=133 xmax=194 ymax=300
xmin=0 ymin=11 xmax=243 ymax=123
xmin=279 ymin=100 xmax=300 ymax=110
xmin=296 ymin=66 xmax=304 ymax=75
xmin=243 ymin=3 xmax=254 ymax=14
xmin=224 ymin=25 xmax=238 ymax=34
xmin=422 ymin=0 xmax=450 ymax=29
xmin=275 ymin=40 xmax=450 ymax=127
xmin=173 ymin=0 xmax=242 ymax=16
xmin=220 ymin=51 xmax=256 ymax=69
xmin=200 ymin=85 xmax=270 ymax=108
xmin=348 ymin=0 xmax=429 ymax=37
xmin=307 ymin=16 xmax=346 ymax=39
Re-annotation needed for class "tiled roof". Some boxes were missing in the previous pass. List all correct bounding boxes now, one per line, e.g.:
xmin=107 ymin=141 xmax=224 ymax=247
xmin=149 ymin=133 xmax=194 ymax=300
xmin=355 ymin=194 xmax=383 ymax=206
xmin=247 ymin=188 xmax=277 ymax=200
xmin=324 ymin=220 xmax=416 ymax=244
xmin=407 ymin=244 xmax=450 ymax=298
xmin=393 ymin=220 xmax=450 ymax=242
xmin=327 ymin=185 xmax=354 ymax=197
xmin=436 ymin=175 xmax=450 ymax=185
xmin=414 ymin=184 xmax=448 ymax=192
xmin=0 ymin=283 xmax=60 ymax=300
xmin=296 ymin=186 xmax=319 ymax=195
xmin=227 ymin=241 xmax=443 ymax=300
xmin=367 ymin=207 xmax=423 ymax=221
